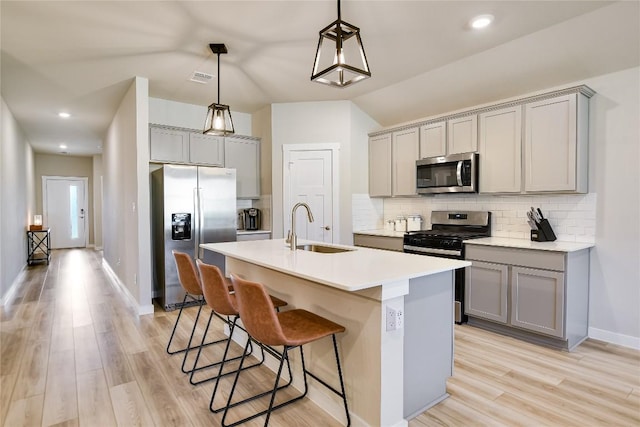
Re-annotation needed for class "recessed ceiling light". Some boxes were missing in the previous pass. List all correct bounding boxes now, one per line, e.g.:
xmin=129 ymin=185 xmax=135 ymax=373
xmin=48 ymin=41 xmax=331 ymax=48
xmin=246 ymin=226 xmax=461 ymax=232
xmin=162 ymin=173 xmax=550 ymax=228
xmin=59 ymin=144 xmax=67 ymax=149
xmin=470 ymin=14 xmax=494 ymax=29
xmin=58 ymin=112 xmax=71 ymax=118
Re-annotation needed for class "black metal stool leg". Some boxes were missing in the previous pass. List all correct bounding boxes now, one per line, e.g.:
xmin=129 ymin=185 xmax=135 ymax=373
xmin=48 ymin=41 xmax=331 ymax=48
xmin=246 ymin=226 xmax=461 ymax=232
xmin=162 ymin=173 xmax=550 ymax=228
xmin=166 ymin=294 xmax=190 ymax=355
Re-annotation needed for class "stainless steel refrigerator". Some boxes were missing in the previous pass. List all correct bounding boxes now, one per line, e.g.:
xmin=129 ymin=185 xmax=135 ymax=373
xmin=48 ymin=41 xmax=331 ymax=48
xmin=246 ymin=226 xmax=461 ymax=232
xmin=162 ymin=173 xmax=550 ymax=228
xmin=151 ymin=165 xmax=236 ymax=310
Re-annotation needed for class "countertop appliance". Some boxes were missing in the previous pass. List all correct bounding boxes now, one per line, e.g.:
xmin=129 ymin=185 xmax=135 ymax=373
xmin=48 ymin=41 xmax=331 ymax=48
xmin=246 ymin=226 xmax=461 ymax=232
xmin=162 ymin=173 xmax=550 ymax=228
xmin=243 ymin=208 xmax=261 ymax=231
xmin=403 ymin=211 xmax=491 ymax=323
xmin=416 ymin=152 xmax=478 ymax=194
xmin=151 ymin=165 xmax=236 ymax=310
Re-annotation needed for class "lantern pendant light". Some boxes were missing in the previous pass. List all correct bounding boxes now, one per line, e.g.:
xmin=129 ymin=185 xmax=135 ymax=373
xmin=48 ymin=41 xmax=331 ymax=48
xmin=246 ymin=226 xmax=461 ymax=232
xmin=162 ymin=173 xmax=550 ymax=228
xmin=203 ymin=43 xmax=235 ymax=136
xmin=311 ymin=0 xmax=371 ymax=88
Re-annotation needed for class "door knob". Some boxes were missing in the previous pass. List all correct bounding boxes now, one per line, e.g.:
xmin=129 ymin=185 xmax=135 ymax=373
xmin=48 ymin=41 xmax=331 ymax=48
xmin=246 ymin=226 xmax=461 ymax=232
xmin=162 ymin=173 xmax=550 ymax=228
xmin=324 ymin=226 xmax=331 ymax=230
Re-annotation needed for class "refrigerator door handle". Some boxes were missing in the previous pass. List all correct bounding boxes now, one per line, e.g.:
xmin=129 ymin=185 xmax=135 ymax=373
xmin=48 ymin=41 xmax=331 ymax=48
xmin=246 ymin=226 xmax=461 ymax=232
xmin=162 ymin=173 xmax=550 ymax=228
xmin=193 ymin=188 xmax=199 ymax=257
xmin=198 ymin=188 xmax=205 ymax=259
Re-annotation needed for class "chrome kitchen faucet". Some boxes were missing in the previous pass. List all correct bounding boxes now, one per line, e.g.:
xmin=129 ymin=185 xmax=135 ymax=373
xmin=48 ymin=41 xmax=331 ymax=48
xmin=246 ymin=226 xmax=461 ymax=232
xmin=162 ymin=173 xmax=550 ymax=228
xmin=286 ymin=202 xmax=314 ymax=250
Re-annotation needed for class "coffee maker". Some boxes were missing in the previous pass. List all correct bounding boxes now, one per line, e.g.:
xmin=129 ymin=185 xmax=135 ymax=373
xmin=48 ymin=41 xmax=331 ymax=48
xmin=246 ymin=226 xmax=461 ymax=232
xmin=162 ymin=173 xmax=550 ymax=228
xmin=243 ymin=208 xmax=261 ymax=230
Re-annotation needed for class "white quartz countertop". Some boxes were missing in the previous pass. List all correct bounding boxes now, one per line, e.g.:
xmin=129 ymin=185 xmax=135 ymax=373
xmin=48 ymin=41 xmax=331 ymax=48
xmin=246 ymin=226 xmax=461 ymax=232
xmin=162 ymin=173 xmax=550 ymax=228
xmin=465 ymin=237 xmax=594 ymax=252
xmin=353 ymin=229 xmax=407 ymax=238
xmin=201 ymin=238 xmax=469 ymax=292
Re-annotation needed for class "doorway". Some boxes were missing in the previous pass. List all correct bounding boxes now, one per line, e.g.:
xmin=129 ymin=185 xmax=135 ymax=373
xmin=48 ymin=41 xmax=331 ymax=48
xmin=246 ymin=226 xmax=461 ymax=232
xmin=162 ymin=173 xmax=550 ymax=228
xmin=283 ymin=144 xmax=339 ymax=243
xmin=42 ymin=176 xmax=88 ymax=249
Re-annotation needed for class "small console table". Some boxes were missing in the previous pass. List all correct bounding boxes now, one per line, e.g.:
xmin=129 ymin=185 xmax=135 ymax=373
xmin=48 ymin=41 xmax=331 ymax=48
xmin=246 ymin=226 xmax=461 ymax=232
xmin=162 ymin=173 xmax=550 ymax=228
xmin=27 ymin=228 xmax=51 ymax=265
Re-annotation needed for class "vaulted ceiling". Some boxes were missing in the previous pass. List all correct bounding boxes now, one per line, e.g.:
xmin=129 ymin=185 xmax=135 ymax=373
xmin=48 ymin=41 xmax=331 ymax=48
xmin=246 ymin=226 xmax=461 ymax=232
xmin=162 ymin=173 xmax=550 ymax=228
xmin=1 ymin=1 xmax=638 ymax=155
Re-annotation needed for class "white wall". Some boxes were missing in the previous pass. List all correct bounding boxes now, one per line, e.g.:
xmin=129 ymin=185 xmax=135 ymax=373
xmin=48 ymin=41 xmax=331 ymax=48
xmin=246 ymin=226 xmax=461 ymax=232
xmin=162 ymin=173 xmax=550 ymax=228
xmin=149 ymin=97 xmax=252 ymax=136
xmin=93 ymin=155 xmax=103 ymax=249
xmin=271 ymin=101 xmax=378 ymax=244
xmin=103 ymin=77 xmax=153 ymax=314
xmin=583 ymin=67 xmax=639 ymax=346
xmin=0 ymin=97 xmax=35 ymax=303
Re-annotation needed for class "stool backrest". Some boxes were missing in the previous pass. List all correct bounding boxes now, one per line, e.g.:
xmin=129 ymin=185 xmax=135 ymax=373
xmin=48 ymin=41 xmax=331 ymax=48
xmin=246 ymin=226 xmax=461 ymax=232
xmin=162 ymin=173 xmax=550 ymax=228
xmin=172 ymin=250 xmax=202 ymax=295
xmin=230 ymin=274 xmax=286 ymax=347
xmin=196 ymin=259 xmax=238 ymax=316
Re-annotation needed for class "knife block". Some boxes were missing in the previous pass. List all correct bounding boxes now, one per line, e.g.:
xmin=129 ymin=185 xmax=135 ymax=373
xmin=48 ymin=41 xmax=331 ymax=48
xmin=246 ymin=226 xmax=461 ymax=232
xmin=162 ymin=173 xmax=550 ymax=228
xmin=531 ymin=219 xmax=557 ymax=242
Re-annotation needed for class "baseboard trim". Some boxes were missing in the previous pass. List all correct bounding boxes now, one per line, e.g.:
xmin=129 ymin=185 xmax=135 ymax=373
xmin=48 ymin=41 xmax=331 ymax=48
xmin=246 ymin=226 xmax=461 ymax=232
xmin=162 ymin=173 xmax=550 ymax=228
xmin=102 ymin=259 xmax=151 ymax=317
xmin=0 ymin=266 xmax=28 ymax=306
xmin=588 ymin=327 xmax=640 ymax=350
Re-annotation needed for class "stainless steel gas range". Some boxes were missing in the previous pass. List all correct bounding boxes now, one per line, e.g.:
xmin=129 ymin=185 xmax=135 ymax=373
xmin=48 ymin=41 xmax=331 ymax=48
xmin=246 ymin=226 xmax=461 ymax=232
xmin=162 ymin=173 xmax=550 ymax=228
xmin=403 ymin=211 xmax=491 ymax=323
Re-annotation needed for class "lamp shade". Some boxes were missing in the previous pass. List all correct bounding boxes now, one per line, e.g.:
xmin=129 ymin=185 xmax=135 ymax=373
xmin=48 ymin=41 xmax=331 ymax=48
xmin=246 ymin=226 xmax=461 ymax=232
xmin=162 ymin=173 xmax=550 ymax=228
xmin=33 ymin=215 xmax=43 ymax=226
xmin=204 ymin=103 xmax=234 ymax=136
xmin=311 ymin=17 xmax=371 ymax=87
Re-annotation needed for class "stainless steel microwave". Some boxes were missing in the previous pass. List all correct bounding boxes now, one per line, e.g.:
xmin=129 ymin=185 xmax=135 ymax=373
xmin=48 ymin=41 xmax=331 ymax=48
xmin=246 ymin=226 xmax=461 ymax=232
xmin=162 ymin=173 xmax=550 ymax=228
xmin=416 ymin=152 xmax=479 ymax=194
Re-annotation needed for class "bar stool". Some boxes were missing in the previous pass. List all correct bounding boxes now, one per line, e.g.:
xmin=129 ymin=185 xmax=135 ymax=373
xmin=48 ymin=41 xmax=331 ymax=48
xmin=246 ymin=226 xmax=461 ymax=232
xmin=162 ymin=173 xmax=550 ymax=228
xmin=190 ymin=260 xmax=287 ymax=387
xmin=169 ymin=250 xmax=226 ymax=374
xmin=223 ymin=274 xmax=350 ymax=427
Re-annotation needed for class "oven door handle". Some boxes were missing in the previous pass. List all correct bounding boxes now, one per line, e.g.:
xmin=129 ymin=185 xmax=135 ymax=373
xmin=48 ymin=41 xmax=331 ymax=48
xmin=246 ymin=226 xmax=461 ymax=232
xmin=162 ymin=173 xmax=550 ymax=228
xmin=456 ymin=161 xmax=463 ymax=186
xmin=404 ymin=245 xmax=462 ymax=257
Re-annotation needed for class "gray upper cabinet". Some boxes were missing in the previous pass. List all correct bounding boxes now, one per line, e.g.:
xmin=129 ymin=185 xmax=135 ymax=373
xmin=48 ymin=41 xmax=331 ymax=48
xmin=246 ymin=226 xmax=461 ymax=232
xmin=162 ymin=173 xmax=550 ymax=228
xmin=419 ymin=121 xmax=446 ymax=158
xmin=447 ymin=115 xmax=477 ymax=154
xmin=149 ymin=127 xmax=189 ymax=163
xmin=478 ymin=106 xmax=522 ymax=193
xmin=224 ymin=136 xmax=260 ymax=199
xmin=392 ymin=127 xmax=420 ymax=196
xmin=524 ymin=93 xmax=589 ymax=193
xmin=149 ymin=125 xmax=224 ymax=166
xmin=368 ymin=133 xmax=392 ymax=197
xmin=189 ymin=133 xmax=224 ymax=166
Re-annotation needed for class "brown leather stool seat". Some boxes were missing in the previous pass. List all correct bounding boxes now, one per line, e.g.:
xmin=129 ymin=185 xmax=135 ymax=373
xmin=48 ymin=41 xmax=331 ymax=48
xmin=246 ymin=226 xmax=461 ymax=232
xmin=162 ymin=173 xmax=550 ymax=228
xmin=191 ymin=260 xmax=287 ymax=390
xmin=221 ymin=274 xmax=350 ymax=427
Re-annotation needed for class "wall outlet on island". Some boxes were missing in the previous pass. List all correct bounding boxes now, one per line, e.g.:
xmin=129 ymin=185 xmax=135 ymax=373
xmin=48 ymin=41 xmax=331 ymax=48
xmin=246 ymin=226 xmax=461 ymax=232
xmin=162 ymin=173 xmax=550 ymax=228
xmin=386 ymin=306 xmax=404 ymax=331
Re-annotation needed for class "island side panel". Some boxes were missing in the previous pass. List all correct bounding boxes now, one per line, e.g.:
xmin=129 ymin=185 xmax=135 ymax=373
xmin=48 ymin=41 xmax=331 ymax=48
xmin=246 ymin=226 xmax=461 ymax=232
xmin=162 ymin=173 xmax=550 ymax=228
xmin=404 ymin=270 xmax=454 ymax=419
xmin=226 ymin=257 xmax=393 ymax=427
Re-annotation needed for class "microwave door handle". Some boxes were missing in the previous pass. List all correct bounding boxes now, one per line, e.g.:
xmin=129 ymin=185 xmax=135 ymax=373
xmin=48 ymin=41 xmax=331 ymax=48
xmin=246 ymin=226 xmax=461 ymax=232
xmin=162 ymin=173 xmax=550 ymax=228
xmin=456 ymin=161 xmax=463 ymax=186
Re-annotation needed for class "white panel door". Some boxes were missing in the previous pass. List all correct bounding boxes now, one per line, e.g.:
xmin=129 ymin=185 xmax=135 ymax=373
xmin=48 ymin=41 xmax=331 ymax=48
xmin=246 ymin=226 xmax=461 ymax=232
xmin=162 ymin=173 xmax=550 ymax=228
xmin=43 ymin=177 xmax=88 ymax=249
xmin=284 ymin=149 xmax=333 ymax=243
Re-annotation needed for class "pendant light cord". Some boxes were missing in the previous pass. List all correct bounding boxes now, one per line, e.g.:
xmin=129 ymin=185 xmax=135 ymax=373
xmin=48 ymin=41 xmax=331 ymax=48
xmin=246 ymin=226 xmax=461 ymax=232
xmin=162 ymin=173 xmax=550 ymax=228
xmin=217 ymin=53 xmax=221 ymax=105
xmin=337 ymin=0 xmax=341 ymax=20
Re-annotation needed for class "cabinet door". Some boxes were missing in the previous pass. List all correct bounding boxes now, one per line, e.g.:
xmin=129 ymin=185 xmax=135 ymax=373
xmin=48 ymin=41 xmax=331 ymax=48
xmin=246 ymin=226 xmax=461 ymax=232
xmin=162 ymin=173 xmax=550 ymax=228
xmin=392 ymin=127 xmax=420 ymax=196
xmin=419 ymin=121 xmax=446 ymax=158
xmin=225 ymin=137 xmax=260 ymax=199
xmin=478 ymin=106 xmax=522 ymax=193
xmin=368 ymin=134 xmax=392 ymax=197
xmin=524 ymin=94 xmax=577 ymax=192
xmin=465 ymin=261 xmax=509 ymax=324
xmin=189 ymin=133 xmax=224 ymax=166
xmin=510 ymin=267 xmax=565 ymax=338
xmin=149 ymin=127 xmax=189 ymax=162
xmin=447 ymin=115 xmax=477 ymax=154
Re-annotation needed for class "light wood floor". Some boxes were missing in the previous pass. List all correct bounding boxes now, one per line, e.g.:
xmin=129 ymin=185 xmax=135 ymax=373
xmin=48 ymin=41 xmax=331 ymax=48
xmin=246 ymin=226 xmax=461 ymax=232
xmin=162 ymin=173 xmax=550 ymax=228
xmin=1 ymin=249 xmax=639 ymax=427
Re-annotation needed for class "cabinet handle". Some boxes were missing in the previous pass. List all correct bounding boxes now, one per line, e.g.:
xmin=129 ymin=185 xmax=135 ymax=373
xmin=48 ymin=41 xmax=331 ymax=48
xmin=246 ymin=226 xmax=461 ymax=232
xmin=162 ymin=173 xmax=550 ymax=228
xmin=324 ymin=226 xmax=331 ymax=231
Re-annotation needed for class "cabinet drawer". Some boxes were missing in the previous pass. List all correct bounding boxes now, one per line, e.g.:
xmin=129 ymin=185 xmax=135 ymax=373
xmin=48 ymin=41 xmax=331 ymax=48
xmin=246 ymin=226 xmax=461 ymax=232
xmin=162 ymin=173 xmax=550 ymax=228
xmin=353 ymin=234 xmax=403 ymax=252
xmin=466 ymin=245 xmax=565 ymax=271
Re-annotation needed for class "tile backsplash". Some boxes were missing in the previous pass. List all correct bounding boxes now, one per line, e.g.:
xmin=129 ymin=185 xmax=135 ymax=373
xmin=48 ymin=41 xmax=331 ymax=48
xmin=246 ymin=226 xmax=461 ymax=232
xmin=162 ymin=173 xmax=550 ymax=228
xmin=352 ymin=193 xmax=596 ymax=243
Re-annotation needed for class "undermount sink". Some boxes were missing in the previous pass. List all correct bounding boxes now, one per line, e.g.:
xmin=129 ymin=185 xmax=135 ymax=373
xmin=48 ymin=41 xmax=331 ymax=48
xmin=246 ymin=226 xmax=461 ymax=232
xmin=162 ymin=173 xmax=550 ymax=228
xmin=296 ymin=244 xmax=354 ymax=254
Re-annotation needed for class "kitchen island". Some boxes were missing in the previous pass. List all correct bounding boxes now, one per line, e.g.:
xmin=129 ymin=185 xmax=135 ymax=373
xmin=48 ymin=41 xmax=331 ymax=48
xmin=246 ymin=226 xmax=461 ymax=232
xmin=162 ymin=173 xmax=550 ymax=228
xmin=201 ymin=239 xmax=470 ymax=427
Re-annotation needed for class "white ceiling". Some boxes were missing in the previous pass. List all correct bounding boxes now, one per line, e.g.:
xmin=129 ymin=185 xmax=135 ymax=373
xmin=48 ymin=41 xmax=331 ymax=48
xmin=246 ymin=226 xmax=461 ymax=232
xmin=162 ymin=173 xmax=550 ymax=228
xmin=1 ymin=1 xmax=638 ymax=156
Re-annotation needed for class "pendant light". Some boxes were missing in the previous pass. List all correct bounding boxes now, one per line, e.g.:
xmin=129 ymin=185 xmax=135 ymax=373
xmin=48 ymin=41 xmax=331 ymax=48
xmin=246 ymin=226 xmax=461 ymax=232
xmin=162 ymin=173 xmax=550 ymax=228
xmin=311 ymin=0 xmax=371 ymax=88
xmin=203 ymin=43 xmax=235 ymax=136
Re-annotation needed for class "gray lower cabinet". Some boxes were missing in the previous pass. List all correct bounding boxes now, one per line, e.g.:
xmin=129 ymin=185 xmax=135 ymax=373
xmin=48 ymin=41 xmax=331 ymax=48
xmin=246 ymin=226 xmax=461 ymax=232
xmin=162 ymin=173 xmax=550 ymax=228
xmin=465 ymin=244 xmax=589 ymax=350
xmin=510 ymin=267 xmax=565 ymax=338
xmin=353 ymin=233 xmax=403 ymax=252
xmin=465 ymin=261 xmax=508 ymax=324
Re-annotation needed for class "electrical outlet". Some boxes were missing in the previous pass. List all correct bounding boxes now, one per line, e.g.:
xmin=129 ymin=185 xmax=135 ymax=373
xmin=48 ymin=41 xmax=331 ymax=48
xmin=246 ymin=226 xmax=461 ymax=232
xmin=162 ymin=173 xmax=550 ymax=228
xmin=386 ymin=306 xmax=397 ymax=331
xmin=395 ymin=308 xmax=404 ymax=330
